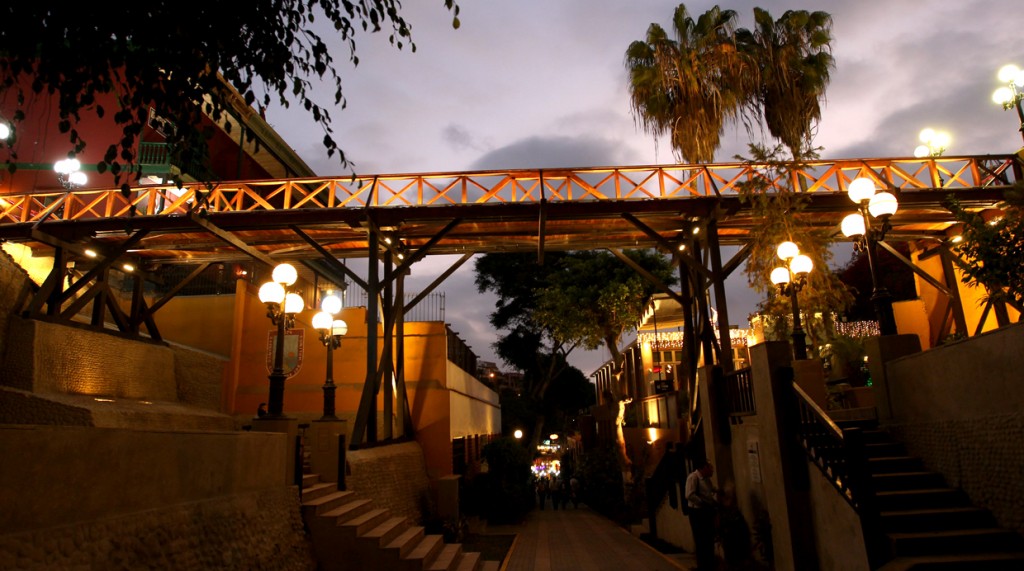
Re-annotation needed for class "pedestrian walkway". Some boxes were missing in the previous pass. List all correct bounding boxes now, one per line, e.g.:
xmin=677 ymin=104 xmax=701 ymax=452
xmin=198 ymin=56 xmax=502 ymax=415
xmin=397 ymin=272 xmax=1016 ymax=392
xmin=485 ymin=506 xmax=696 ymax=571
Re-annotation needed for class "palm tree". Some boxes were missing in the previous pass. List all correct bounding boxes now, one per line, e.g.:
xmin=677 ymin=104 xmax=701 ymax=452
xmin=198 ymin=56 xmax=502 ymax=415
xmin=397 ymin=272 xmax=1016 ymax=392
xmin=625 ymin=4 xmax=753 ymax=164
xmin=738 ymin=8 xmax=835 ymax=158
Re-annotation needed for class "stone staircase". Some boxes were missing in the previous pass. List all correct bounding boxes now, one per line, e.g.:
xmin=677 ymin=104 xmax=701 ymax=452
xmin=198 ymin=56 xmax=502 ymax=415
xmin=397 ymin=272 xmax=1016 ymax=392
xmin=299 ymin=473 xmax=498 ymax=571
xmin=845 ymin=422 xmax=1024 ymax=570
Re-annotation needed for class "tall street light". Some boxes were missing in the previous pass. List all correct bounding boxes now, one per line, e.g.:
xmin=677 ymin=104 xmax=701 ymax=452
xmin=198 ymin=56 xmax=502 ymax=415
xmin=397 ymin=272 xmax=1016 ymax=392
xmin=771 ymin=241 xmax=813 ymax=360
xmin=842 ymin=177 xmax=899 ymax=336
xmin=992 ymin=63 xmax=1024 ymax=144
xmin=54 ymin=158 xmax=88 ymax=190
xmin=913 ymin=128 xmax=951 ymax=158
xmin=312 ymin=294 xmax=347 ymax=421
xmin=258 ymin=263 xmax=304 ymax=419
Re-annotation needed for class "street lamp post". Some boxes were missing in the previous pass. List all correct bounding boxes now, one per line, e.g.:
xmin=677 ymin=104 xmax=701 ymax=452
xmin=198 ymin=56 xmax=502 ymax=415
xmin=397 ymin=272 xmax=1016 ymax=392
xmin=992 ymin=64 xmax=1024 ymax=144
xmin=258 ymin=263 xmax=304 ymax=419
xmin=312 ymin=294 xmax=347 ymax=421
xmin=842 ymin=177 xmax=899 ymax=336
xmin=771 ymin=241 xmax=813 ymax=360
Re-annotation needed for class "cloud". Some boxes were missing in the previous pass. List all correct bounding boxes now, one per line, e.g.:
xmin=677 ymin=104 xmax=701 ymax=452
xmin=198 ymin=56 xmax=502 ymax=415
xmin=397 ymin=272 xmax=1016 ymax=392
xmin=469 ymin=135 xmax=643 ymax=171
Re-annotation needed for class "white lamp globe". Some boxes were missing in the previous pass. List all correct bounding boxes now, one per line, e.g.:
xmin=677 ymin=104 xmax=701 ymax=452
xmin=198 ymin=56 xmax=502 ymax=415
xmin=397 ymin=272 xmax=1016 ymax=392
xmin=841 ymin=213 xmax=866 ymax=238
xmin=790 ymin=254 xmax=813 ymax=276
xmin=848 ymin=177 xmax=877 ymax=203
xmin=993 ymin=87 xmax=1014 ymax=106
xmin=0 ymin=122 xmax=9 ymax=140
xmin=321 ymin=294 xmax=342 ymax=315
xmin=770 ymin=267 xmax=791 ymax=286
xmin=283 ymin=292 xmax=304 ymax=314
xmin=868 ymin=192 xmax=899 ymax=218
xmin=918 ymin=128 xmax=935 ymax=144
xmin=69 ymin=171 xmax=88 ymax=186
xmin=54 ymin=159 xmax=69 ymax=174
xmin=332 ymin=319 xmax=348 ymax=336
xmin=997 ymin=64 xmax=1021 ymax=83
xmin=272 ymin=263 xmax=298 ymax=286
xmin=777 ymin=241 xmax=800 ymax=261
xmin=514 ymin=429 xmax=523 ymax=440
xmin=312 ymin=311 xmax=333 ymax=331
xmin=258 ymin=281 xmax=285 ymax=304
xmin=914 ymin=145 xmax=930 ymax=158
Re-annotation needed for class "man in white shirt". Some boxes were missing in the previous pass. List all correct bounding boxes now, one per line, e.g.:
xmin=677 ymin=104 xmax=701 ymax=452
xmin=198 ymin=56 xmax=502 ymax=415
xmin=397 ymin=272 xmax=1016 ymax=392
xmin=685 ymin=458 xmax=717 ymax=571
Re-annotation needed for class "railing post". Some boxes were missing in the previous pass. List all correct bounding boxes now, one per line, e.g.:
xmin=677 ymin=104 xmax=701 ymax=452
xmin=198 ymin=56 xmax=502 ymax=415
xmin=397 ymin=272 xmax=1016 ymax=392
xmin=843 ymin=427 xmax=888 ymax=568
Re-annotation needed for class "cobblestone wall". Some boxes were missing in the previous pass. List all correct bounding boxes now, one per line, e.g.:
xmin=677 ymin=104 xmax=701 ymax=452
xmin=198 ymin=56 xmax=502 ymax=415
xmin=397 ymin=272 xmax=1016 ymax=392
xmin=346 ymin=441 xmax=431 ymax=523
xmin=889 ymin=414 xmax=1024 ymax=537
xmin=0 ymin=487 xmax=316 ymax=571
xmin=0 ymin=247 xmax=33 ymax=371
xmin=172 ymin=344 xmax=227 ymax=411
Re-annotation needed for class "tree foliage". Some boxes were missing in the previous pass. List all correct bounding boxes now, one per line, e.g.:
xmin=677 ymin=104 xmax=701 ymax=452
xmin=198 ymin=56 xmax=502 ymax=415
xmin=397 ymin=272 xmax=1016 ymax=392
xmin=947 ymin=188 xmax=1024 ymax=311
xmin=736 ymin=144 xmax=852 ymax=351
xmin=625 ymin=4 xmax=750 ymax=164
xmin=625 ymin=3 xmax=834 ymax=163
xmin=474 ymin=250 xmax=675 ymax=447
xmin=0 ymin=2 xmax=460 ymax=188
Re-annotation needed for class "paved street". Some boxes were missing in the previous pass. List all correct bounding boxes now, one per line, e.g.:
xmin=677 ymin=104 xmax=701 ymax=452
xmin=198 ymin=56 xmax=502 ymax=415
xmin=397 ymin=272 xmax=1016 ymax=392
xmin=485 ymin=506 xmax=696 ymax=571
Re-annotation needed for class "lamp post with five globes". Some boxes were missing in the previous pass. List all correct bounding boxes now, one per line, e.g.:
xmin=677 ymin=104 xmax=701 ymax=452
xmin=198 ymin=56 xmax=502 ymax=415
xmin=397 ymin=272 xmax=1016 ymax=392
xmin=257 ymin=263 xmax=305 ymax=419
xmin=841 ymin=177 xmax=899 ymax=336
xmin=312 ymin=294 xmax=347 ymax=421
xmin=770 ymin=241 xmax=814 ymax=360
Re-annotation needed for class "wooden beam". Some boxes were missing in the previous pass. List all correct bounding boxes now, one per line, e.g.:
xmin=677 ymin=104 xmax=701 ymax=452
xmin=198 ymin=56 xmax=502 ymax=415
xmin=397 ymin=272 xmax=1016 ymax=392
xmin=190 ymin=211 xmax=277 ymax=268
xmin=608 ymin=248 xmax=687 ymax=308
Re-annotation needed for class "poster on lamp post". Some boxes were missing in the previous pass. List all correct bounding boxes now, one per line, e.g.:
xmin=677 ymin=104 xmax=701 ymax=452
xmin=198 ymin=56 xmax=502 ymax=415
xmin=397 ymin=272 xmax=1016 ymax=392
xmin=266 ymin=328 xmax=304 ymax=377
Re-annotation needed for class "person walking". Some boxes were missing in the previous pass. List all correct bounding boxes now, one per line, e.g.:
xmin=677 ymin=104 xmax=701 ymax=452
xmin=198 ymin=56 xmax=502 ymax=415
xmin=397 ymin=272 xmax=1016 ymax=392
xmin=685 ymin=458 xmax=718 ymax=571
xmin=536 ymin=476 xmax=549 ymax=510
xmin=550 ymin=476 xmax=563 ymax=510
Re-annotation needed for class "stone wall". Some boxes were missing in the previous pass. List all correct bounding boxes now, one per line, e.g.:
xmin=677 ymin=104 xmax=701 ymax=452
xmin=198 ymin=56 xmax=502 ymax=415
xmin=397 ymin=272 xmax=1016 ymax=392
xmin=2 ymin=317 xmax=177 ymax=399
xmin=0 ymin=245 xmax=34 ymax=366
xmin=172 ymin=343 xmax=228 ymax=411
xmin=0 ymin=487 xmax=315 ymax=571
xmin=346 ymin=441 xmax=431 ymax=523
xmin=882 ymin=323 xmax=1024 ymax=536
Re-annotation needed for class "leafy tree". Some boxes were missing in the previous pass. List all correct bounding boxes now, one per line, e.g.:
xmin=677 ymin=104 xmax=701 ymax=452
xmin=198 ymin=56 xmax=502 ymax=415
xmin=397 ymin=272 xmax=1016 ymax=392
xmin=474 ymin=250 xmax=675 ymax=469
xmin=947 ymin=189 xmax=1024 ymax=314
xmin=625 ymin=4 xmax=834 ymax=162
xmin=737 ymin=8 xmax=834 ymax=158
xmin=625 ymin=4 xmax=751 ymax=164
xmin=0 ymin=2 xmax=460 ymax=189
xmin=737 ymin=144 xmax=852 ymax=354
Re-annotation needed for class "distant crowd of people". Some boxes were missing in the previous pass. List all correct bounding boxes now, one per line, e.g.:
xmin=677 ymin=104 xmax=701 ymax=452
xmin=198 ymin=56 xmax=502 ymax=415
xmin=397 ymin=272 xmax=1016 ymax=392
xmin=534 ymin=474 xmax=580 ymax=510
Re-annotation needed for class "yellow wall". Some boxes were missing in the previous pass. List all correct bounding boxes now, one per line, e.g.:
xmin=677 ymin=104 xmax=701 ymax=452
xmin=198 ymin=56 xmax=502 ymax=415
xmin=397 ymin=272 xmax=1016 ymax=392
xmin=910 ymin=245 xmax=1020 ymax=343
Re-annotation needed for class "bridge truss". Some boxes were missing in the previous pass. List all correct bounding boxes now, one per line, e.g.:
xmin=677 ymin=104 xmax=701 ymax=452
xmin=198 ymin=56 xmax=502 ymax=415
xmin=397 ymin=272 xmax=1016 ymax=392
xmin=1 ymin=154 xmax=1019 ymax=446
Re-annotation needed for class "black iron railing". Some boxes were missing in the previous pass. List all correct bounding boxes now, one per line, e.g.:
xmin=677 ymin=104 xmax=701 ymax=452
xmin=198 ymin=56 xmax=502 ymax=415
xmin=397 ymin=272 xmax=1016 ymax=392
xmin=724 ymin=367 xmax=755 ymax=419
xmin=792 ymin=383 xmax=888 ymax=568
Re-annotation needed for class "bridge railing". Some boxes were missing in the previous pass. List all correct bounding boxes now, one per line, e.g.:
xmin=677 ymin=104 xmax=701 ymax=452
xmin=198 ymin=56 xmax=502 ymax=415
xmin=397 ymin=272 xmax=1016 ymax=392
xmin=0 ymin=155 xmax=1019 ymax=224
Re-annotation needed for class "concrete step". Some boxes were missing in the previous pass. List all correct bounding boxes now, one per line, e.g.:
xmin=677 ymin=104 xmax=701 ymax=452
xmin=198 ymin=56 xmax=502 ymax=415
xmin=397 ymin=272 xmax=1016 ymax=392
xmin=385 ymin=525 xmax=426 ymax=561
xmin=426 ymin=543 xmax=464 ymax=571
xmin=301 ymin=481 xmax=337 ymax=502
xmin=890 ymin=528 xmax=1024 ymax=557
xmin=361 ymin=516 xmax=410 ymax=548
xmin=869 ymin=456 xmax=926 ymax=474
xmin=865 ymin=441 xmax=908 ymax=458
xmin=402 ymin=534 xmax=445 ymax=571
xmin=881 ymin=507 xmax=997 ymax=533
xmin=455 ymin=552 xmax=482 ymax=571
xmin=340 ymin=508 xmax=391 ymax=537
xmin=323 ymin=497 xmax=374 ymax=524
xmin=302 ymin=490 xmax=358 ymax=516
xmin=302 ymin=473 xmax=321 ymax=488
xmin=872 ymin=471 xmax=948 ymax=492
xmin=879 ymin=551 xmax=1024 ymax=570
xmin=876 ymin=488 xmax=969 ymax=511
xmin=477 ymin=559 xmax=499 ymax=571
